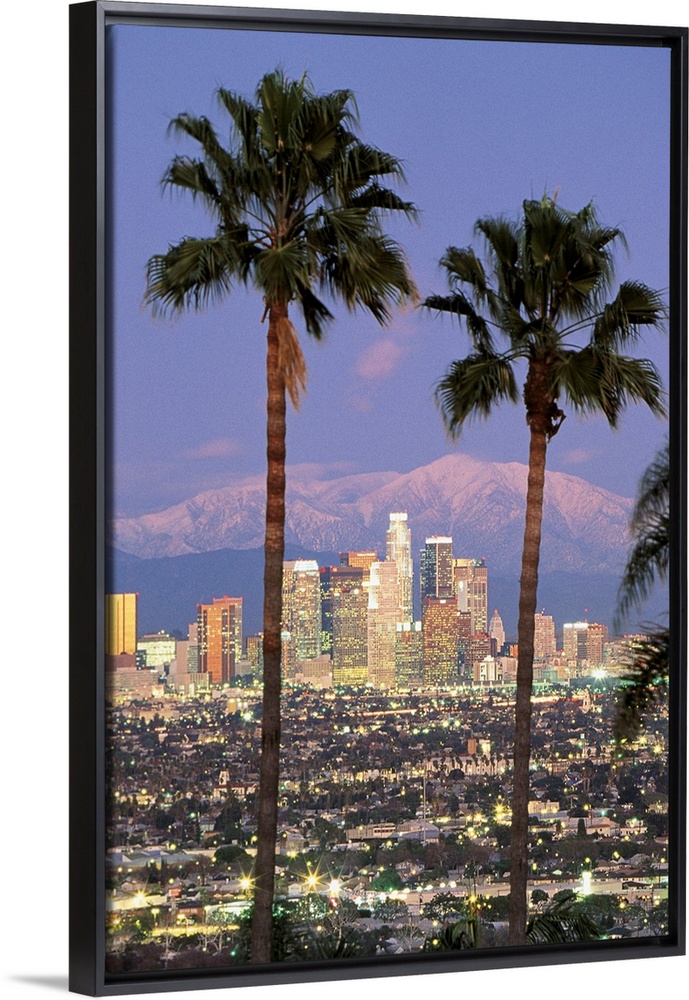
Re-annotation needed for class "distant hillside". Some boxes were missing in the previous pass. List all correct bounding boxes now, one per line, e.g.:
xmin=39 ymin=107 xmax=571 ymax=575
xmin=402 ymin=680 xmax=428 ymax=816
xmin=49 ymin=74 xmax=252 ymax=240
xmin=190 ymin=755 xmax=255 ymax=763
xmin=111 ymin=452 xmax=633 ymax=578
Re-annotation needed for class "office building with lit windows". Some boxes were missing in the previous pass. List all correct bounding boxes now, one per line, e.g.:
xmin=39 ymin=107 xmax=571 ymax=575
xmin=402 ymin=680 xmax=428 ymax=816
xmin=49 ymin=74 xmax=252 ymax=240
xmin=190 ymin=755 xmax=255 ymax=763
xmin=395 ymin=620 xmax=423 ymax=687
xmin=282 ymin=559 xmax=322 ymax=663
xmin=534 ymin=612 xmax=557 ymax=659
xmin=563 ymin=621 xmax=589 ymax=665
xmin=367 ymin=560 xmax=400 ymax=689
xmin=422 ymin=595 xmax=459 ymax=686
xmin=453 ymin=557 xmax=488 ymax=633
xmin=197 ymin=596 xmax=243 ymax=686
xmin=386 ymin=512 xmax=413 ymax=622
xmin=331 ymin=571 xmax=368 ymax=686
xmin=420 ymin=536 xmax=454 ymax=602
xmin=136 ymin=631 xmax=177 ymax=669
xmin=105 ymin=592 xmax=137 ymax=656
xmin=320 ymin=564 xmax=363 ymax=653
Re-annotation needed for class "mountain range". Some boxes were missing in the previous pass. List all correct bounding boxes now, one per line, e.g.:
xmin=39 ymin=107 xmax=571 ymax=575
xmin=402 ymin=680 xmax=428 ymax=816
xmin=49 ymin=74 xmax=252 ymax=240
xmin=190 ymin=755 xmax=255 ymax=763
xmin=111 ymin=452 xmax=634 ymax=577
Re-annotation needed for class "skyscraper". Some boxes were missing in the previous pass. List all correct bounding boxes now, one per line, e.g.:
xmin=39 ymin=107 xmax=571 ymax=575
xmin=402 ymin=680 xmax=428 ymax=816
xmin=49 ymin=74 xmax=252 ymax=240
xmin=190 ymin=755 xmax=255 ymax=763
xmin=586 ymin=623 xmax=609 ymax=665
xmin=332 ymin=572 xmax=368 ymax=686
xmin=367 ymin=560 xmax=400 ymax=689
xmin=395 ymin=621 xmax=423 ymax=687
xmin=386 ymin=512 xmax=413 ymax=622
xmin=320 ymin=564 xmax=364 ymax=653
xmin=453 ymin=558 xmax=488 ymax=633
xmin=197 ymin=596 xmax=243 ymax=686
xmin=282 ymin=559 xmax=321 ymax=662
xmin=534 ymin=612 xmax=556 ymax=659
xmin=420 ymin=536 xmax=453 ymax=602
xmin=488 ymin=608 xmax=506 ymax=651
xmin=563 ymin=621 xmax=589 ymax=665
xmin=105 ymin=593 xmax=137 ymax=656
xmin=422 ymin=596 xmax=459 ymax=686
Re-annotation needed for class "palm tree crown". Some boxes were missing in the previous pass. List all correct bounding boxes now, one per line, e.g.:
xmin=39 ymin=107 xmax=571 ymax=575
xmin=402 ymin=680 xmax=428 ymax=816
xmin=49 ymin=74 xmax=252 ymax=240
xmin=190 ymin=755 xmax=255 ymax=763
xmin=146 ymin=69 xmax=416 ymax=403
xmin=425 ymin=195 xmax=665 ymax=947
xmin=428 ymin=196 xmax=664 ymax=437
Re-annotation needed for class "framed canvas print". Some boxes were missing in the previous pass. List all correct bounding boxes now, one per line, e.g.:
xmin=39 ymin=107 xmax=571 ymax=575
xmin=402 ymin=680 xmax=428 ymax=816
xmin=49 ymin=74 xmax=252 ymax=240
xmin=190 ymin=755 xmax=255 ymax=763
xmin=69 ymin=1 xmax=688 ymax=995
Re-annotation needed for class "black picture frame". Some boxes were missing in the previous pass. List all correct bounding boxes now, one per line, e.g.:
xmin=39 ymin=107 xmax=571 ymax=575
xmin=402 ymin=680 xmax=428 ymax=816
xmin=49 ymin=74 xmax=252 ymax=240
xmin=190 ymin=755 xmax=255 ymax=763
xmin=69 ymin=2 xmax=688 ymax=995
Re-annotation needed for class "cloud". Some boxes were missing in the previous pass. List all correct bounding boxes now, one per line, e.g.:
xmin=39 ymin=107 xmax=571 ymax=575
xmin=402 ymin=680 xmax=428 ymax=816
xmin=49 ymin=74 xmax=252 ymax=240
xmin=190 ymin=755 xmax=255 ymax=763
xmin=563 ymin=448 xmax=597 ymax=465
xmin=355 ymin=338 xmax=409 ymax=381
xmin=184 ymin=438 xmax=242 ymax=460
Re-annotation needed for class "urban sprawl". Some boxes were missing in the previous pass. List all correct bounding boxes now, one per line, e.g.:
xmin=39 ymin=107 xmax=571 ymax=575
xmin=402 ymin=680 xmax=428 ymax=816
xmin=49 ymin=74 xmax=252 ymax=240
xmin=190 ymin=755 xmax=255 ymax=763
xmin=104 ymin=512 xmax=668 ymax=971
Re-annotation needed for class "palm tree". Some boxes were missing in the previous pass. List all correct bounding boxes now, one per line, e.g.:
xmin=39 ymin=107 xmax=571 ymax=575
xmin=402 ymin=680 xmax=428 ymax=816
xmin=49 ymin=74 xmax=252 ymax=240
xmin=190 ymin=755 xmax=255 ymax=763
xmin=614 ymin=440 xmax=670 ymax=741
xmin=615 ymin=441 xmax=669 ymax=625
xmin=145 ymin=69 xmax=416 ymax=964
xmin=424 ymin=195 xmax=665 ymax=945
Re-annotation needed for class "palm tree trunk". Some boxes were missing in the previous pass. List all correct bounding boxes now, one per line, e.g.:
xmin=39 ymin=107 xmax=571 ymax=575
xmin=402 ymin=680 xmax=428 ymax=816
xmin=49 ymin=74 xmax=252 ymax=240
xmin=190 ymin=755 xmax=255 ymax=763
xmin=251 ymin=302 xmax=287 ymax=964
xmin=508 ymin=421 xmax=548 ymax=946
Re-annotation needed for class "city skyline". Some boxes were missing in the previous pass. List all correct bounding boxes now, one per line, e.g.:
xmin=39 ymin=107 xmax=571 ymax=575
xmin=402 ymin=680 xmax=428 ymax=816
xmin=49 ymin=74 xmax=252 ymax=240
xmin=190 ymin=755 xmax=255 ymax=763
xmin=109 ymin=504 xmax=634 ymax=695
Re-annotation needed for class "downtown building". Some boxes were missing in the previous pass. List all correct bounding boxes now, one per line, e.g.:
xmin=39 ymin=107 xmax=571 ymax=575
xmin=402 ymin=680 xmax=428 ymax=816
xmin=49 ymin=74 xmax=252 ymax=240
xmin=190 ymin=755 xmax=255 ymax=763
xmin=368 ymin=559 xmax=401 ymax=689
xmin=105 ymin=592 xmax=138 ymax=657
xmin=420 ymin=536 xmax=454 ymax=602
xmin=534 ymin=611 xmax=557 ymax=660
xmin=282 ymin=560 xmax=322 ymax=676
xmin=488 ymin=608 xmax=506 ymax=652
xmin=452 ymin=557 xmax=488 ymax=634
xmin=197 ymin=596 xmax=243 ymax=686
xmin=422 ymin=596 xmax=460 ymax=686
xmin=320 ymin=563 xmax=367 ymax=654
xmin=331 ymin=567 xmax=368 ymax=686
xmin=386 ymin=512 xmax=413 ymax=622
xmin=395 ymin=621 xmax=423 ymax=687
xmin=562 ymin=621 xmax=609 ymax=671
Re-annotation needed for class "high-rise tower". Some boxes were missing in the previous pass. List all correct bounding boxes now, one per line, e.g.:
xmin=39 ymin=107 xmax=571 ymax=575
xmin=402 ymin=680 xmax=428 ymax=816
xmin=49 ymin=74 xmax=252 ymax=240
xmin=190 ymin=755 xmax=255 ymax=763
xmin=197 ymin=596 xmax=243 ymax=686
xmin=453 ymin=558 xmax=488 ymax=634
xmin=534 ymin=612 xmax=556 ymax=659
xmin=105 ymin=593 xmax=137 ymax=656
xmin=422 ymin=595 xmax=459 ymax=687
xmin=282 ymin=559 xmax=321 ymax=662
xmin=386 ymin=512 xmax=413 ymax=622
xmin=331 ymin=570 xmax=368 ymax=686
xmin=368 ymin=560 xmax=400 ymax=689
xmin=488 ymin=608 xmax=506 ymax=651
xmin=420 ymin=536 xmax=453 ymax=603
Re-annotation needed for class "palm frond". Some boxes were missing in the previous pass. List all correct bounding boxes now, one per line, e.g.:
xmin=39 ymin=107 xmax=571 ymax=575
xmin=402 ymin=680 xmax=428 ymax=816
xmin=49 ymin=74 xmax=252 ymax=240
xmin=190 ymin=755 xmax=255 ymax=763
xmin=294 ymin=283 xmax=334 ymax=340
xmin=614 ymin=441 xmax=669 ymax=628
xmin=163 ymin=157 xmax=221 ymax=206
xmin=321 ymin=233 xmax=417 ymax=323
xmin=423 ymin=291 xmax=495 ymax=353
xmin=592 ymin=281 xmax=666 ymax=348
xmin=145 ymin=234 xmax=250 ymax=314
xmin=275 ymin=315 xmax=307 ymax=408
xmin=423 ymin=919 xmax=479 ymax=951
xmin=614 ymin=627 xmax=669 ymax=741
xmin=551 ymin=347 xmax=665 ymax=428
xmin=526 ymin=891 xmax=601 ymax=945
xmin=631 ymin=440 xmax=670 ymax=532
xmin=348 ymin=184 xmax=417 ymax=220
xmin=615 ymin=513 xmax=669 ymax=623
xmin=435 ymin=353 xmax=519 ymax=437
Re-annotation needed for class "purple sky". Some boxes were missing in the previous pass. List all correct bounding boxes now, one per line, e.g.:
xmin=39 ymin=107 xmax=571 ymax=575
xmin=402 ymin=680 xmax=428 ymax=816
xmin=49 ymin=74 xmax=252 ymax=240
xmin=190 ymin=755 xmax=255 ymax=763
xmin=106 ymin=23 xmax=671 ymax=518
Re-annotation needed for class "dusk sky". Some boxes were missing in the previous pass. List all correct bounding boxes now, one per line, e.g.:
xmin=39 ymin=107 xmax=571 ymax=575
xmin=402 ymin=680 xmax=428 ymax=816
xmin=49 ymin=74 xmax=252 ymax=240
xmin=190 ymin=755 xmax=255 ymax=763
xmin=106 ymin=23 xmax=671 ymax=518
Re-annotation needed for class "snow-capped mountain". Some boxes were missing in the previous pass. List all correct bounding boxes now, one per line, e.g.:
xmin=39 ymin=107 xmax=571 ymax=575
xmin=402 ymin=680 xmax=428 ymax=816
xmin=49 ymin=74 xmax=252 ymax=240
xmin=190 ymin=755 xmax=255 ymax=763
xmin=110 ymin=452 xmax=633 ymax=575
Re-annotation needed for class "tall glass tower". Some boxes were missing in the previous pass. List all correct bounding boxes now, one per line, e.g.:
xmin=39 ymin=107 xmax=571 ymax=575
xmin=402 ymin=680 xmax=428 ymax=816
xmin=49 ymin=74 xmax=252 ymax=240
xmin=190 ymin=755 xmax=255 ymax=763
xmin=386 ymin=511 xmax=413 ymax=622
xmin=420 ymin=536 xmax=454 ymax=603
